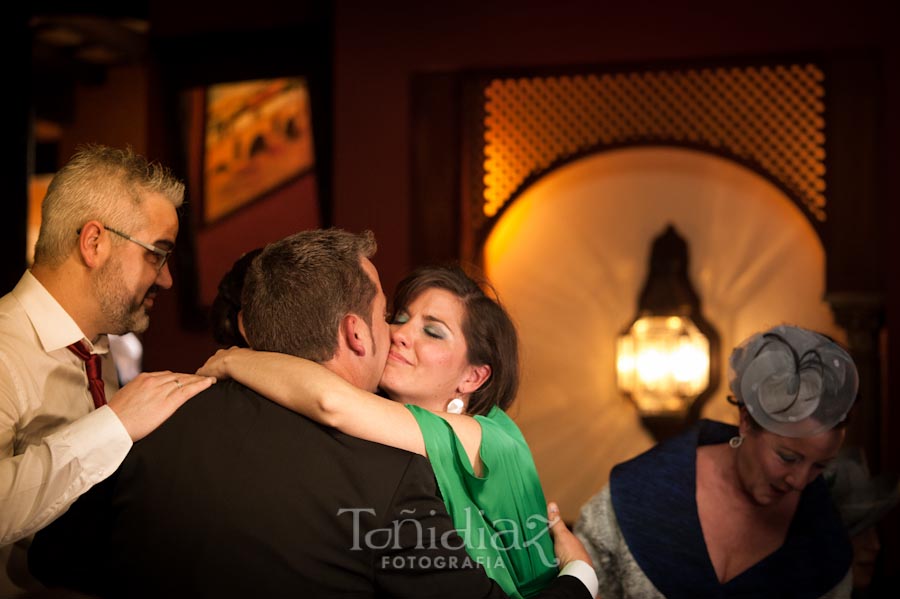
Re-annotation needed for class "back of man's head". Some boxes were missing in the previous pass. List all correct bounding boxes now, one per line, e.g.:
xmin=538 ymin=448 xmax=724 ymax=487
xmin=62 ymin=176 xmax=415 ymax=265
xmin=241 ymin=229 xmax=377 ymax=361
xmin=33 ymin=144 xmax=185 ymax=268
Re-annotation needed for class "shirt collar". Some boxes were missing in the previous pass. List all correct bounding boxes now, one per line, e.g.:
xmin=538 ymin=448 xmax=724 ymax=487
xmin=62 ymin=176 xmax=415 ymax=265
xmin=11 ymin=271 xmax=109 ymax=355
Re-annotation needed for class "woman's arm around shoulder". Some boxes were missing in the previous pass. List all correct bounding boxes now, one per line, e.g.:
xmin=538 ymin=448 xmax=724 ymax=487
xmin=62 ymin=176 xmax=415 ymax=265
xmin=198 ymin=347 xmax=425 ymax=455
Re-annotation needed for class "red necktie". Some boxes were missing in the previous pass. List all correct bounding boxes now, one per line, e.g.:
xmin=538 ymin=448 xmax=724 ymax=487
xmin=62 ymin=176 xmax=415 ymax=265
xmin=67 ymin=341 xmax=107 ymax=409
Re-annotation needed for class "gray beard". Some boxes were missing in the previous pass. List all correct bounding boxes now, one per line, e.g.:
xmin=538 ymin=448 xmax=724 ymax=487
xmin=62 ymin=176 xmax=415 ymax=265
xmin=93 ymin=258 xmax=150 ymax=335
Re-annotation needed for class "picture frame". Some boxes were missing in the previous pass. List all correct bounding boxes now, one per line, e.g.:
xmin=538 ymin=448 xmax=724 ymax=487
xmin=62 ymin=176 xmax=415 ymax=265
xmin=175 ymin=75 xmax=323 ymax=315
xmin=201 ymin=77 xmax=316 ymax=224
xmin=154 ymin=25 xmax=333 ymax=330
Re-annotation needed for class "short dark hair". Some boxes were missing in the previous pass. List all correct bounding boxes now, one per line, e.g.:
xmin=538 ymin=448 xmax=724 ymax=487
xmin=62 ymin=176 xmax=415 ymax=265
xmin=210 ymin=248 xmax=263 ymax=347
xmin=391 ymin=264 xmax=519 ymax=416
xmin=241 ymin=229 xmax=377 ymax=361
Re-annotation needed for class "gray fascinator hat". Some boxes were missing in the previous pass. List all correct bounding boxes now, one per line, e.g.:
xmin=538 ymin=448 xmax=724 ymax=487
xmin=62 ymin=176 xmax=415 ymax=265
xmin=825 ymin=447 xmax=900 ymax=537
xmin=728 ymin=325 xmax=858 ymax=438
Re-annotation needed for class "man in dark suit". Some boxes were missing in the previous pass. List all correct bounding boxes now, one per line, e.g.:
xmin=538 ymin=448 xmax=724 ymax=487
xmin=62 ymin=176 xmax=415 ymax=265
xmin=29 ymin=229 xmax=596 ymax=599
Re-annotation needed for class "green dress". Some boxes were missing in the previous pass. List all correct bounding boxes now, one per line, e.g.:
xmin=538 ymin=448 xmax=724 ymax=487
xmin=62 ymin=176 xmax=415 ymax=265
xmin=406 ymin=405 xmax=558 ymax=598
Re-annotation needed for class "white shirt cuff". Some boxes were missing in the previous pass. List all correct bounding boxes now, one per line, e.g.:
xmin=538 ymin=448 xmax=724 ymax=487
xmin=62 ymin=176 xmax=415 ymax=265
xmin=5 ymin=406 xmax=134 ymax=542
xmin=560 ymin=560 xmax=599 ymax=598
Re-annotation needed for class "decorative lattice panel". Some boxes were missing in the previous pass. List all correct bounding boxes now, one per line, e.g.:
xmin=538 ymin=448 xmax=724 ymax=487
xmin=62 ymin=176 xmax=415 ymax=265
xmin=481 ymin=64 xmax=826 ymax=225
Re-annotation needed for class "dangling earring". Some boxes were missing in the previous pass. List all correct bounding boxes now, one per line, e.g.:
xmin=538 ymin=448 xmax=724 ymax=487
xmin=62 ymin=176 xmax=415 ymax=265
xmin=729 ymin=435 xmax=743 ymax=449
xmin=446 ymin=398 xmax=464 ymax=414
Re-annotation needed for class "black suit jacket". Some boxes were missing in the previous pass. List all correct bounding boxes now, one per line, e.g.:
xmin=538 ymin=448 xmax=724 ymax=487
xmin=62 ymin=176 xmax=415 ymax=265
xmin=30 ymin=380 xmax=588 ymax=599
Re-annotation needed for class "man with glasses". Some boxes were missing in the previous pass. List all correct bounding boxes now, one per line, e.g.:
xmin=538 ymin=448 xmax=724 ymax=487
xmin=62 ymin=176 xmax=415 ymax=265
xmin=105 ymin=226 xmax=172 ymax=269
xmin=0 ymin=145 xmax=214 ymax=595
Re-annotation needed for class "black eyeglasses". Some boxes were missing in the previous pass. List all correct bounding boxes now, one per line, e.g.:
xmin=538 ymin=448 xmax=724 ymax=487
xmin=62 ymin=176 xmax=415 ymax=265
xmin=104 ymin=225 xmax=173 ymax=273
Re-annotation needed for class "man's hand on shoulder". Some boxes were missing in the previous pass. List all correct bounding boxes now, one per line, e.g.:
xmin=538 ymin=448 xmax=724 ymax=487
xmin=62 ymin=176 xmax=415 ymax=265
xmin=107 ymin=371 xmax=215 ymax=441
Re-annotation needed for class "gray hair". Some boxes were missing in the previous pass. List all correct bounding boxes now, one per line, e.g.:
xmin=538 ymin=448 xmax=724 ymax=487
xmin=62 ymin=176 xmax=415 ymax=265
xmin=33 ymin=144 xmax=185 ymax=266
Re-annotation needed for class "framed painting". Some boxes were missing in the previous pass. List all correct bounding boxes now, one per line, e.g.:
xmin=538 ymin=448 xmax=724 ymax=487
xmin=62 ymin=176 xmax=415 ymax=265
xmin=201 ymin=76 xmax=316 ymax=224
xmin=154 ymin=24 xmax=333 ymax=329
xmin=173 ymin=73 xmax=325 ymax=319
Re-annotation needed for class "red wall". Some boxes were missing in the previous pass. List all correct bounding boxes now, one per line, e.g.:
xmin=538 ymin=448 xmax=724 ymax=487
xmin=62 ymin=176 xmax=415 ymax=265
xmin=58 ymin=65 xmax=148 ymax=162
xmin=332 ymin=1 xmax=899 ymax=291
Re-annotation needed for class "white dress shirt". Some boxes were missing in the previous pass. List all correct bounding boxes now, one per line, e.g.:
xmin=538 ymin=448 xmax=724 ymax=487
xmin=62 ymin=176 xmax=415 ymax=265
xmin=0 ymin=271 xmax=132 ymax=593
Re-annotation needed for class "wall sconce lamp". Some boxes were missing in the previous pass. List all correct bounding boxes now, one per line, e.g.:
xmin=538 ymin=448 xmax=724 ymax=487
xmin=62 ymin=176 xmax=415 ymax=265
xmin=616 ymin=224 xmax=720 ymax=440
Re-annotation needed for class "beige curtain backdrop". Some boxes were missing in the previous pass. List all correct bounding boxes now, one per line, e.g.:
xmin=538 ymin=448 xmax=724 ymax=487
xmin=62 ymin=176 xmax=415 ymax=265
xmin=483 ymin=147 xmax=843 ymax=523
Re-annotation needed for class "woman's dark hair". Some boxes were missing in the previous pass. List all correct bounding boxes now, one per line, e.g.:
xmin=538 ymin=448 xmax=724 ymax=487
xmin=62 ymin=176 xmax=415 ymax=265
xmin=210 ymin=248 xmax=263 ymax=347
xmin=391 ymin=264 xmax=519 ymax=416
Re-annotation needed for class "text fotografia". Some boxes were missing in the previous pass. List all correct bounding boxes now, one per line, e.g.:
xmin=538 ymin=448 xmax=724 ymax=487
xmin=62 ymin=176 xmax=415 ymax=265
xmin=382 ymin=554 xmax=506 ymax=571
xmin=337 ymin=507 xmax=558 ymax=568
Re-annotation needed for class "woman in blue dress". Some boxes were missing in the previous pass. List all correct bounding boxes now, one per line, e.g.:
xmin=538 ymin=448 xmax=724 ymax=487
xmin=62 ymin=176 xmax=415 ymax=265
xmin=575 ymin=324 xmax=858 ymax=599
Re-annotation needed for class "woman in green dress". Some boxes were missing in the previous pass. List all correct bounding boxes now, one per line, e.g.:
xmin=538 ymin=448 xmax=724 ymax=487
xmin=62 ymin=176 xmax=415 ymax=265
xmin=199 ymin=264 xmax=581 ymax=598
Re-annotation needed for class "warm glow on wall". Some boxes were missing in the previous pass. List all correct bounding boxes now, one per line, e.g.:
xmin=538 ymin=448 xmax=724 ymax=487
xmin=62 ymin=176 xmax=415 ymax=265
xmin=27 ymin=174 xmax=53 ymax=266
xmin=483 ymin=196 xmax=536 ymax=267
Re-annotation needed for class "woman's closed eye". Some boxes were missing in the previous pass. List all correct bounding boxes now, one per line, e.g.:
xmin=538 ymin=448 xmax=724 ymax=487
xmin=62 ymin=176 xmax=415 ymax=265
xmin=424 ymin=325 xmax=445 ymax=339
xmin=777 ymin=451 xmax=799 ymax=464
xmin=392 ymin=312 xmax=410 ymax=325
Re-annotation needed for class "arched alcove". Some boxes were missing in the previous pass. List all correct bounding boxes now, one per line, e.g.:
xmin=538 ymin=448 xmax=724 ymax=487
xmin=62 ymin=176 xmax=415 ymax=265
xmin=483 ymin=146 xmax=841 ymax=521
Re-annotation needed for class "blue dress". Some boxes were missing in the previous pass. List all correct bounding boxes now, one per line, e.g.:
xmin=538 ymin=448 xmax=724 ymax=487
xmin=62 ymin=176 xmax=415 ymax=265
xmin=575 ymin=420 xmax=852 ymax=599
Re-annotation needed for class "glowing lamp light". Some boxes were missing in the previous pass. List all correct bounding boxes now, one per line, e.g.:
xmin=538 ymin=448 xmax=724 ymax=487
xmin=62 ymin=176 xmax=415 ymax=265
xmin=617 ymin=316 xmax=710 ymax=415
xmin=616 ymin=225 xmax=719 ymax=440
